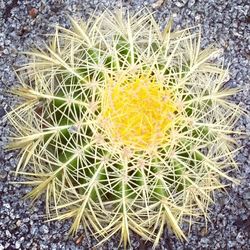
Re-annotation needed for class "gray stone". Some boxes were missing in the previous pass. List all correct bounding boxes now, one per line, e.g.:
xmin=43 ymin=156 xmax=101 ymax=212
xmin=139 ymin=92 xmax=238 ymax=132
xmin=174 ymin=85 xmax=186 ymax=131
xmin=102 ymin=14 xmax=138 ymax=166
xmin=40 ymin=225 xmax=49 ymax=234
xmin=243 ymin=191 xmax=250 ymax=200
xmin=188 ymin=0 xmax=196 ymax=7
xmin=0 ymin=107 xmax=5 ymax=118
xmin=175 ymin=0 xmax=188 ymax=8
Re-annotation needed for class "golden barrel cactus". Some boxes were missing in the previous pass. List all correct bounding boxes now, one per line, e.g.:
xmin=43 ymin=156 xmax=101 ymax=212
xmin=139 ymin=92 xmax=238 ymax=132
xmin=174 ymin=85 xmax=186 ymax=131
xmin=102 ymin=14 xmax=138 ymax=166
xmin=7 ymin=9 xmax=241 ymax=248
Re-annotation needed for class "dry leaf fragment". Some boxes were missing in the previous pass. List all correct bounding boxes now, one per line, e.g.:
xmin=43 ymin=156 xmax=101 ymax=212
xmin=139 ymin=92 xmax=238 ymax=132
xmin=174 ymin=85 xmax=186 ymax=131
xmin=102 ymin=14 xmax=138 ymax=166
xmin=75 ymin=235 xmax=84 ymax=245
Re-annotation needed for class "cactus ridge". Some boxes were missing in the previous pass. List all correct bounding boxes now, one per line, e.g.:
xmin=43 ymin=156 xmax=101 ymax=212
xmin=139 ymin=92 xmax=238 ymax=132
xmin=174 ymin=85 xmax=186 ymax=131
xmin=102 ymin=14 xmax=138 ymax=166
xmin=7 ymin=9 xmax=242 ymax=248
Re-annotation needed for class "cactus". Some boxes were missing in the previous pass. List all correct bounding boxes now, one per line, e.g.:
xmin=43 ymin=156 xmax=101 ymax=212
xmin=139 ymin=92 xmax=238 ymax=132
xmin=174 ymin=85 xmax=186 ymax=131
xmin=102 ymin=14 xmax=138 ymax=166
xmin=7 ymin=9 xmax=242 ymax=248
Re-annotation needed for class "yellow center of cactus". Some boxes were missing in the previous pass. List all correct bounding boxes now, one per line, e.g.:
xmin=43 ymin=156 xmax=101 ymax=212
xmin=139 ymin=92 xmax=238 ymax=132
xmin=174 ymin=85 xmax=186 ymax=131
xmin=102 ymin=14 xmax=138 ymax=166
xmin=102 ymin=75 xmax=176 ymax=149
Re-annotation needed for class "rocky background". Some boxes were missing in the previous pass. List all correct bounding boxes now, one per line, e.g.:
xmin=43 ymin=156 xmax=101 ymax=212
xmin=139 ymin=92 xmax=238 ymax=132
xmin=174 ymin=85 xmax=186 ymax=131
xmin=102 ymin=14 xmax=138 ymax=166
xmin=0 ymin=0 xmax=249 ymax=249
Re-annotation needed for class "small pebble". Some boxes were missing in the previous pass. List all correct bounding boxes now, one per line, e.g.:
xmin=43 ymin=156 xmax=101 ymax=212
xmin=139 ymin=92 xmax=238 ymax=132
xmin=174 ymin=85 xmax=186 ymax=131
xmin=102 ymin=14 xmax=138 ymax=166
xmin=29 ymin=8 xmax=38 ymax=18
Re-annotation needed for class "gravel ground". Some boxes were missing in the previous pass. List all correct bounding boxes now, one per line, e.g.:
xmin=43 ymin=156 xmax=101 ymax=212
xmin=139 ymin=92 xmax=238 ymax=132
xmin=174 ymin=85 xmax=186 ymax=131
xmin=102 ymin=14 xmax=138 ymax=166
xmin=0 ymin=0 xmax=249 ymax=249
